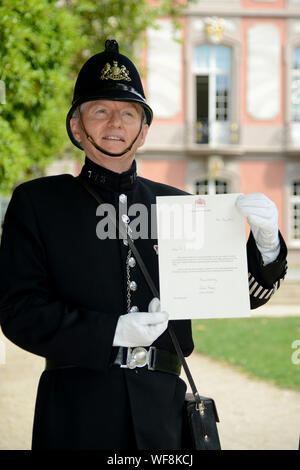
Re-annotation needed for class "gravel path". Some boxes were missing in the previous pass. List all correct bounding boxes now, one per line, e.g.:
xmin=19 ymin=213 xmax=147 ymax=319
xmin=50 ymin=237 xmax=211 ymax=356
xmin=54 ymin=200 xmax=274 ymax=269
xmin=182 ymin=354 xmax=300 ymax=450
xmin=0 ymin=331 xmax=299 ymax=450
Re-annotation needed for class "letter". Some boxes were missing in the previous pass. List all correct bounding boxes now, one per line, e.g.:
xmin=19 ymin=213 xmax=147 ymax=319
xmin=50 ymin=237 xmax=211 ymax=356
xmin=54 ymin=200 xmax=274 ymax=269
xmin=124 ymin=457 xmax=137 ymax=466
xmin=184 ymin=202 xmax=205 ymax=250
xmin=107 ymin=457 xmax=113 ymax=465
xmin=291 ymin=340 xmax=300 ymax=365
xmin=157 ymin=202 xmax=184 ymax=240
xmin=150 ymin=454 xmax=163 ymax=464
xmin=118 ymin=198 xmax=128 ymax=240
xmin=151 ymin=203 xmax=158 ymax=240
xmin=182 ymin=455 xmax=193 ymax=466
xmin=96 ymin=204 xmax=117 ymax=240
xmin=128 ymin=203 xmax=148 ymax=239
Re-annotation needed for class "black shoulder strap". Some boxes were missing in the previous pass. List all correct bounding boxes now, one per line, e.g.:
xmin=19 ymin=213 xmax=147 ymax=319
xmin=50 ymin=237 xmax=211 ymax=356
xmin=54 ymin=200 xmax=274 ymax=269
xmin=75 ymin=174 xmax=202 ymax=402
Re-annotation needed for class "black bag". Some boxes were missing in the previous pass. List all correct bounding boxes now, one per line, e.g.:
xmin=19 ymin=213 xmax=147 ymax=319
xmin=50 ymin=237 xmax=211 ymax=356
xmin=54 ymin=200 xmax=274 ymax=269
xmin=182 ymin=393 xmax=221 ymax=450
xmin=76 ymin=175 xmax=222 ymax=451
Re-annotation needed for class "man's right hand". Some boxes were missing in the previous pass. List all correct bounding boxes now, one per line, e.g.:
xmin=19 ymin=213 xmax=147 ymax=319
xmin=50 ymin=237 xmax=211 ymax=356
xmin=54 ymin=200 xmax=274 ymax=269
xmin=112 ymin=298 xmax=168 ymax=347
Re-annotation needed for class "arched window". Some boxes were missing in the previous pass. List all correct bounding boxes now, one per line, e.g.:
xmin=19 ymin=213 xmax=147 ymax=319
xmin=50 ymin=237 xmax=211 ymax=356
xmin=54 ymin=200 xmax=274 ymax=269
xmin=194 ymin=178 xmax=230 ymax=195
xmin=194 ymin=45 xmax=232 ymax=144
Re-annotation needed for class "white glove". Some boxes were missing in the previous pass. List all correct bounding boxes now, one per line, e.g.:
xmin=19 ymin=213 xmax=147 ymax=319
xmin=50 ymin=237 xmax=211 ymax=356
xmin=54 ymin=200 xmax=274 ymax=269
xmin=113 ymin=297 xmax=168 ymax=348
xmin=236 ymin=192 xmax=280 ymax=265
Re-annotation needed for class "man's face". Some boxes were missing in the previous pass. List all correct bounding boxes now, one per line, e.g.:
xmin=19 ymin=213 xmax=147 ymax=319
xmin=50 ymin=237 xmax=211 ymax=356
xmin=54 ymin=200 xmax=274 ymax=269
xmin=70 ymin=99 xmax=148 ymax=171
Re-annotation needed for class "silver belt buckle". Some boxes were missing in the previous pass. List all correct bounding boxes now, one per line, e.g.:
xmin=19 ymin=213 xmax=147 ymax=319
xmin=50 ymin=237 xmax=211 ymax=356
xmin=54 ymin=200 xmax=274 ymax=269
xmin=120 ymin=347 xmax=149 ymax=369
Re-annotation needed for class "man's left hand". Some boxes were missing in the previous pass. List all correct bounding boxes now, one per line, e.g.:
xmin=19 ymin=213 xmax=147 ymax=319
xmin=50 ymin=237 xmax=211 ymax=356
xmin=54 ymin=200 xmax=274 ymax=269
xmin=236 ymin=192 xmax=280 ymax=265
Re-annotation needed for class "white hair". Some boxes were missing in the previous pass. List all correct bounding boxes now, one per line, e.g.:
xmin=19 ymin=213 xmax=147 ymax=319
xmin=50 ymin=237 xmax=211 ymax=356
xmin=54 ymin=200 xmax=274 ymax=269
xmin=71 ymin=103 xmax=86 ymax=118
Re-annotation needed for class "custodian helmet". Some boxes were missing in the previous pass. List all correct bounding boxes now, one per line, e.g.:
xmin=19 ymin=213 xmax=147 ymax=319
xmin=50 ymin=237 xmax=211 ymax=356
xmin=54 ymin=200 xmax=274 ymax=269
xmin=66 ymin=39 xmax=153 ymax=150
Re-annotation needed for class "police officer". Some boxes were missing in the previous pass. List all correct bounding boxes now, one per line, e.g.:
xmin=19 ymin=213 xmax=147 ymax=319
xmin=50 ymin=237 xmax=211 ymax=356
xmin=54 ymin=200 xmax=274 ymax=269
xmin=0 ymin=40 xmax=287 ymax=450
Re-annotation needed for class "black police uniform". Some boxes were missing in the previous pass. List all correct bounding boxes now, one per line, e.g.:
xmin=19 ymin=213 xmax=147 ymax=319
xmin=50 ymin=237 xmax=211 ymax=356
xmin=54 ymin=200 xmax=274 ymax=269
xmin=0 ymin=41 xmax=288 ymax=450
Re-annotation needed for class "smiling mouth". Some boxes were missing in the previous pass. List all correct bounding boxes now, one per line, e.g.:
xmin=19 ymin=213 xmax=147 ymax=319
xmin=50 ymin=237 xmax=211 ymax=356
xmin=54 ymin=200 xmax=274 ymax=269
xmin=103 ymin=136 xmax=125 ymax=142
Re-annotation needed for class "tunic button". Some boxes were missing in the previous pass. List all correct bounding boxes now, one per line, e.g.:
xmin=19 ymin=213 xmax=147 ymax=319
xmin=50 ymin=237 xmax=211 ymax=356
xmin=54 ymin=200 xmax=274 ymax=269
xmin=119 ymin=194 xmax=127 ymax=204
xmin=129 ymin=306 xmax=139 ymax=313
xmin=130 ymin=281 xmax=137 ymax=291
xmin=128 ymin=257 xmax=136 ymax=268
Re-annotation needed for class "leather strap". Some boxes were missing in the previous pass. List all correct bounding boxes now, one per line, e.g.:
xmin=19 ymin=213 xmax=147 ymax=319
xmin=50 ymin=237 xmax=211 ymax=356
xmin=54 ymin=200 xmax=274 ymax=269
xmin=113 ymin=346 xmax=181 ymax=376
xmin=75 ymin=174 xmax=202 ymax=403
xmin=45 ymin=347 xmax=181 ymax=376
xmin=77 ymin=106 xmax=144 ymax=158
xmin=45 ymin=360 xmax=77 ymax=371
xmin=148 ymin=347 xmax=181 ymax=376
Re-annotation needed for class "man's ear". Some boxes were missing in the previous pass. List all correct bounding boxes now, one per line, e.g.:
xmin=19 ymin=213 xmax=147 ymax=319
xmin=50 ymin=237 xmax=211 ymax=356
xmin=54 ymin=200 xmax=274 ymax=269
xmin=70 ymin=117 xmax=81 ymax=143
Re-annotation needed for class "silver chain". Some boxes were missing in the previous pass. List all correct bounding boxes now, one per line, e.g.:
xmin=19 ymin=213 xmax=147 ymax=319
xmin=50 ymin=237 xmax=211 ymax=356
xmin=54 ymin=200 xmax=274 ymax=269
xmin=126 ymin=247 xmax=132 ymax=313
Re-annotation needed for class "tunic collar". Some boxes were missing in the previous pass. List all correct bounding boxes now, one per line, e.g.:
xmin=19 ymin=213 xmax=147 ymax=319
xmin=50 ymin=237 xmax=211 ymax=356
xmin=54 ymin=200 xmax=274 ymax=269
xmin=80 ymin=156 xmax=137 ymax=192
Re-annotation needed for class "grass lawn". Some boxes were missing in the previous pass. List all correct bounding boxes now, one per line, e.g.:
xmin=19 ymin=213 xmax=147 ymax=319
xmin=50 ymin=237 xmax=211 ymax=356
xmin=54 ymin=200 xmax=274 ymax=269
xmin=192 ymin=316 xmax=300 ymax=391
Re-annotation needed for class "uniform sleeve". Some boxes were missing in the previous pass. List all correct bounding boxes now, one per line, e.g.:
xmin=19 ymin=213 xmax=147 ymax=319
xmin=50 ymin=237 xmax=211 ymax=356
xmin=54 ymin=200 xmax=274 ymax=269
xmin=0 ymin=184 xmax=118 ymax=371
xmin=246 ymin=230 xmax=288 ymax=309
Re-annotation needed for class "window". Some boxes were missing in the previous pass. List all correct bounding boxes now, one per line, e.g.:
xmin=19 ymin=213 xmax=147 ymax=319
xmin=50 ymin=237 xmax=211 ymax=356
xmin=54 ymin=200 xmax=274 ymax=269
xmin=195 ymin=178 xmax=229 ymax=195
xmin=194 ymin=45 xmax=232 ymax=144
xmin=292 ymin=48 xmax=300 ymax=122
xmin=291 ymin=181 xmax=300 ymax=242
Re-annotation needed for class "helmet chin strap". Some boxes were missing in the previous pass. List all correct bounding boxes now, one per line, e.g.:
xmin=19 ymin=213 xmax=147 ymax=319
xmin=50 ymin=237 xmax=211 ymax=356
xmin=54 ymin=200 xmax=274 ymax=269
xmin=77 ymin=106 xmax=143 ymax=158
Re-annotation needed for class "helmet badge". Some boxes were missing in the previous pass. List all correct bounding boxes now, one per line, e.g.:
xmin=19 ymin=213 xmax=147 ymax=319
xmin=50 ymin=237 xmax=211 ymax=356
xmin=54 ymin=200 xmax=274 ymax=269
xmin=100 ymin=61 xmax=131 ymax=82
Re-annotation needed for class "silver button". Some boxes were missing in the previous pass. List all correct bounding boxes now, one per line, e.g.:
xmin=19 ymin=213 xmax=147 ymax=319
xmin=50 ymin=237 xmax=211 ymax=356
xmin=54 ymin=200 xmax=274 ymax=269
xmin=128 ymin=257 xmax=136 ymax=268
xmin=129 ymin=306 xmax=139 ymax=313
xmin=122 ymin=214 xmax=130 ymax=225
xmin=119 ymin=194 xmax=127 ymax=204
xmin=129 ymin=281 xmax=137 ymax=291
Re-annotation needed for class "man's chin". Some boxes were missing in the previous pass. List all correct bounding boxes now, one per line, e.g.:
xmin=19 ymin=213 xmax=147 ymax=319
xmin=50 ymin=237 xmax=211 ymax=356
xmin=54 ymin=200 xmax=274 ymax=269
xmin=92 ymin=146 xmax=132 ymax=161
xmin=95 ymin=141 xmax=129 ymax=158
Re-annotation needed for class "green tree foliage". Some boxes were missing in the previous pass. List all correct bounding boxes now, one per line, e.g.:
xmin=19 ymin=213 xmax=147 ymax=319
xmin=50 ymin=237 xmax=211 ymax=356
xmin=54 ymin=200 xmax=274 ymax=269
xmin=0 ymin=0 xmax=192 ymax=194
xmin=70 ymin=0 xmax=190 ymax=66
xmin=0 ymin=0 xmax=84 ymax=193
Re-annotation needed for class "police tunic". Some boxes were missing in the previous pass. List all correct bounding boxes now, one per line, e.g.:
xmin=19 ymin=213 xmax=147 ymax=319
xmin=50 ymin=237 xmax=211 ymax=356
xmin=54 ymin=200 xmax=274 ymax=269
xmin=0 ymin=157 xmax=287 ymax=449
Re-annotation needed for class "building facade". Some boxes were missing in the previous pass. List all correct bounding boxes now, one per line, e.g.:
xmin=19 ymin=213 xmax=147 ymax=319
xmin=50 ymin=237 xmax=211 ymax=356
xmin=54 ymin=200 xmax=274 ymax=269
xmin=137 ymin=0 xmax=300 ymax=265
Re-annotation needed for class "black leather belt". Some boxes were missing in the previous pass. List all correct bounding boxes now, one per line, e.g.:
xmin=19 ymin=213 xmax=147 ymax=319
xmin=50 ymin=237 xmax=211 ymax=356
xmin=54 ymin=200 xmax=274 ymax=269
xmin=113 ymin=346 xmax=181 ymax=376
xmin=45 ymin=360 xmax=78 ymax=371
xmin=45 ymin=347 xmax=181 ymax=376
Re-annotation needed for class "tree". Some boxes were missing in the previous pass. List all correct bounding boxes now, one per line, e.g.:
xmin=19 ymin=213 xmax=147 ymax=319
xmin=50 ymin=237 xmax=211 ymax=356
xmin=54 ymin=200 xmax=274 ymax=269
xmin=0 ymin=0 xmax=193 ymax=194
xmin=0 ymin=0 xmax=84 ymax=194
xmin=69 ymin=0 xmax=191 ymax=66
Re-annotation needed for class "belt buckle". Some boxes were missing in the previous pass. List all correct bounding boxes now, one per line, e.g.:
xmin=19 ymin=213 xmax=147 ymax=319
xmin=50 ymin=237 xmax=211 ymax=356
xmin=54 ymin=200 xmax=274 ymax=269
xmin=121 ymin=347 xmax=149 ymax=369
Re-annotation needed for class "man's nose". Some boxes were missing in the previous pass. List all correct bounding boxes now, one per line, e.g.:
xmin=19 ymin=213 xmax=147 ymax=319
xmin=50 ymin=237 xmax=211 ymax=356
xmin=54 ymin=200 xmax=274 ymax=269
xmin=108 ymin=110 xmax=122 ymax=127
